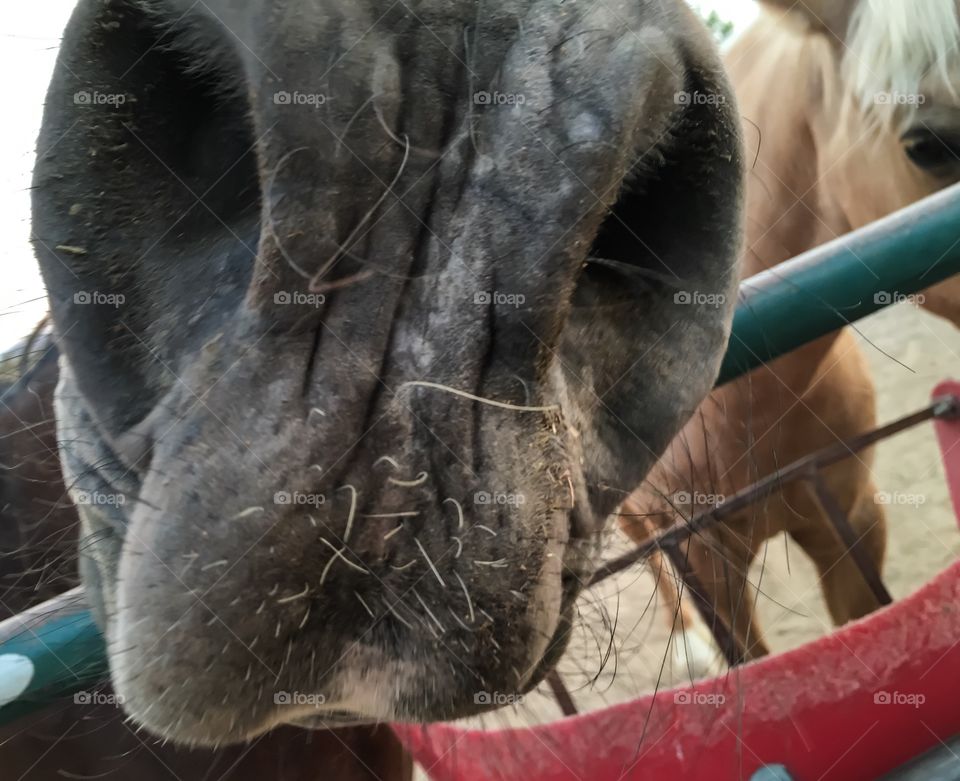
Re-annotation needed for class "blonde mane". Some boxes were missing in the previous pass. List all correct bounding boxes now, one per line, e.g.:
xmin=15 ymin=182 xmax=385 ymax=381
xmin=843 ymin=0 xmax=960 ymax=124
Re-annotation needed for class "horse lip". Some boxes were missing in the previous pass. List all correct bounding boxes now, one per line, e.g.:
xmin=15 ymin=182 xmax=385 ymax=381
xmin=287 ymin=712 xmax=377 ymax=729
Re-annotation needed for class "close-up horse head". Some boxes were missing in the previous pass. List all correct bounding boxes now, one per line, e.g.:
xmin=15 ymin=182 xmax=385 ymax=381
xmin=745 ymin=0 xmax=960 ymax=323
xmin=30 ymin=0 xmax=743 ymax=746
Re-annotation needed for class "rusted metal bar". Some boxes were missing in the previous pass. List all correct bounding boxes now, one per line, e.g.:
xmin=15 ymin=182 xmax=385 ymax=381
xmin=590 ymin=398 xmax=949 ymax=675
xmin=544 ymin=670 xmax=578 ymax=717
xmin=590 ymin=395 xmax=960 ymax=588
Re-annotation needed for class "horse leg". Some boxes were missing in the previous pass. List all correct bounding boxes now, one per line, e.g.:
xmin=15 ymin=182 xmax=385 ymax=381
xmin=620 ymin=497 xmax=769 ymax=666
xmin=773 ymin=326 xmax=886 ymax=625
xmin=785 ymin=470 xmax=887 ymax=626
xmin=646 ymin=547 xmax=723 ymax=678
xmin=678 ymin=526 xmax=771 ymax=662
xmin=619 ymin=500 xmax=722 ymax=678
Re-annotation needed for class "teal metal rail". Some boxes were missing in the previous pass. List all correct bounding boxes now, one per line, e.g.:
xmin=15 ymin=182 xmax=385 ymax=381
xmin=719 ymin=180 xmax=960 ymax=384
xmin=2 ymin=181 xmax=960 ymax=725
xmin=0 ymin=589 xmax=104 ymax=722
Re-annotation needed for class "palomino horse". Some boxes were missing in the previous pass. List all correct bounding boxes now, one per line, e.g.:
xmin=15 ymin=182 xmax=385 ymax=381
xmin=0 ymin=342 xmax=413 ymax=779
xmin=31 ymin=0 xmax=743 ymax=748
xmin=621 ymin=0 xmax=960 ymax=670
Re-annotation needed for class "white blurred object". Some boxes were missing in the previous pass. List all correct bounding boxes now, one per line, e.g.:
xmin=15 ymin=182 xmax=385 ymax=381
xmin=0 ymin=3 xmax=77 ymax=346
xmin=689 ymin=0 xmax=761 ymax=45
xmin=672 ymin=621 xmax=727 ymax=680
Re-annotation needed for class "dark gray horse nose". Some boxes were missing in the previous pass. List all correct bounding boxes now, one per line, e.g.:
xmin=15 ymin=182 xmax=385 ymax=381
xmin=34 ymin=0 xmax=741 ymax=746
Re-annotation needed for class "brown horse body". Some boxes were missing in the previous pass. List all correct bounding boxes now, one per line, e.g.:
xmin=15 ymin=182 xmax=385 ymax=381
xmin=622 ymin=0 xmax=960 ymax=668
xmin=0 ymin=345 xmax=78 ymax=617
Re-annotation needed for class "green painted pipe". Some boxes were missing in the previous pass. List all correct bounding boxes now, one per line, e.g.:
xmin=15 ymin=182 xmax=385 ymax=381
xmin=0 ymin=589 xmax=105 ymax=724
xmin=2 ymin=182 xmax=960 ymax=725
xmin=718 ymin=180 xmax=960 ymax=385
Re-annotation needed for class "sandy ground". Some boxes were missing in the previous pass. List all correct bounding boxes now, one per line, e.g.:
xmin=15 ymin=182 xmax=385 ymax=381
xmin=413 ymin=301 xmax=960 ymax=776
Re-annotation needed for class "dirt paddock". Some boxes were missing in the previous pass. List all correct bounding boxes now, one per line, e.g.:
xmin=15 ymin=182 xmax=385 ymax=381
xmin=419 ymin=301 xmax=960 ymax=758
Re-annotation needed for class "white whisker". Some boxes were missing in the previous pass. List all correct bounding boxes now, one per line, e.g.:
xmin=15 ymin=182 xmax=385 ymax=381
xmin=383 ymin=524 xmax=404 ymax=540
xmin=415 ymin=537 xmax=446 ymax=586
xmin=382 ymin=598 xmax=414 ymax=630
xmin=355 ymin=591 xmax=375 ymax=619
xmin=413 ymin=588 xmax=445 ymax=632
xmin=447 ymin=607 xmax=471 ymax=631
xmin=397 ymin=381 xmax=558 ymax=412
xmin=444 ymin=497 xmax=464 ymax=529
xmin=338 ymin=484 xmax=358 ymax=543
xmin=387 ymin=471 xmax=428 ymax=487
xmin=277 ymin=584 xmax=311 ymax=604
xmin=319 ymin=538 xmax=368 ymax=583
xmin=453 ymin=572 xmax=475 ymax=623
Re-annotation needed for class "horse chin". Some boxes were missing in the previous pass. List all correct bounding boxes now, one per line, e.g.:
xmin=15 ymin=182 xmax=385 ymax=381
xmin=96 ymin=488 xmax=584 ymax=746
xmin=110 ymin=600 xmax=577 ymax=746
xmin=278 ymin=602 xmax=576 ymax=734
xmin=289 ymin=713 xmax=377 ymax=730
xmin=58 ymin=348 xmax=589 ymax=745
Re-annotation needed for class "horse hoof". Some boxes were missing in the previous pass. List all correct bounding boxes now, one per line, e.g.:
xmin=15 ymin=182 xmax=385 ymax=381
xmin=672 ymin=627 xmax=724 ymax=681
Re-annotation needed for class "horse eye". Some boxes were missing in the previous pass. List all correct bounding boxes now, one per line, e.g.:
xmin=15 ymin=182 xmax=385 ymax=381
xmin=902 ymin=129 xmax=960 ymax=172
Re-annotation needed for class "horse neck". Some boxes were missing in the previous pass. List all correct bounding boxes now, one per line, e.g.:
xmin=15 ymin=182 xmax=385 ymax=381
xmin=727 ymin=15 xmax=853 ymax=283
xmin=724 ymin=15 xmax=855 ymax=390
